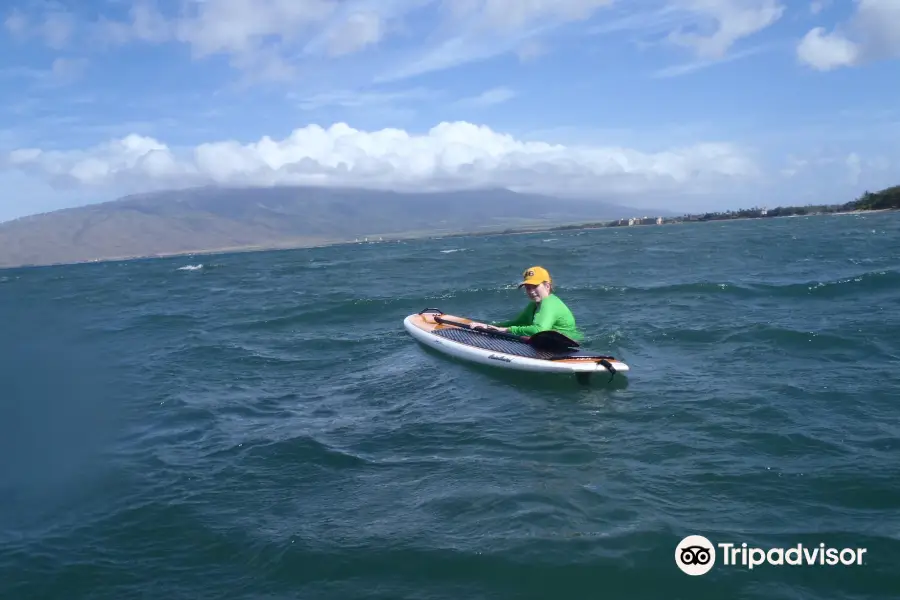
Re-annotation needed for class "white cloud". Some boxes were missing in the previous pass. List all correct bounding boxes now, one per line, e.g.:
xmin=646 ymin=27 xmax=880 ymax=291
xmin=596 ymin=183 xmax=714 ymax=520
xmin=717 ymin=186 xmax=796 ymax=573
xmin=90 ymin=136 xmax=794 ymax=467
xmin=797 ymin=0 xmax=900 ymax=70
xmin=94 ymin=1 xmax=171 ymax=45
xmin=318 ymin=11 xmax=383 ymax=57
xmin=843 ymin=152 xmax=891 ymax=186
xmin=652 ymin=41 xmax=771 ymax=77
xmin=73 ymin=0 xmax=620 ymax=82
xmin=2 ymin=121 xmax=758 ymax=198
xmin=173 ymin=0 xmax=335 ymax=57
xmin=3 ymin=0 xmax=789 ymax=85
xmin=780 ymin=155 xmax=809 ymax=178
xmin=516 ymin=40 xmax=546 ymax=61
xmin=172 ymin=0 xmax=339 ymax=79
xmin=84 ymin=0 xmax=387 ymax=79
xmin=0 ymin=57 xmax=88 ymax=87
xmin=454 ymin=87 xmax=517 ymax=107
xmin=445 ymin=0 xmax=614 ymax=31
xmin=39 ymin=10 xmax=74 ymax=48
xmin=50 ymin=57 xmax=88 ymax=84
xmin=665 ymin=0 xmax=785 ymax=59
xmin=587 ymin=1 xmax=785 ymax=74
xmin=289 ymin=87 xmax=440 ymax=111
xmin=376 ymin=0 xmax=617 ymax=82
xmin=809 ymin=1 xmax=828 ymax=15
xmin=778 ymin=150 xmax=893 ymax=187
xmin=589 ymin=4 xmax=684 ymax=38
xmin=796 ymin=27 xmax=859 ymax=70
xmin=4 ymin=8 xmax=27 ymax=36
xmin=3 ymin=6 xmax=75 ymax=48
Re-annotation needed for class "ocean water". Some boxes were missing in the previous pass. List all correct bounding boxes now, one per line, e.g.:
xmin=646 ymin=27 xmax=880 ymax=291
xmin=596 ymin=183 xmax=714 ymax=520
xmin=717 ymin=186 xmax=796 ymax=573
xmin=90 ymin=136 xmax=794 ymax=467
xmin=1 ymin=212 xmax=899 ymax=599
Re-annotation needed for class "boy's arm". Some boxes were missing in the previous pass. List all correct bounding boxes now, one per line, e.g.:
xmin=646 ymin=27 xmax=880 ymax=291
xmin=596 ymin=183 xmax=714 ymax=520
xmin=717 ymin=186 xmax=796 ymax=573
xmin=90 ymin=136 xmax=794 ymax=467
xmin=506 ymin=301 xmax=559 ymax=336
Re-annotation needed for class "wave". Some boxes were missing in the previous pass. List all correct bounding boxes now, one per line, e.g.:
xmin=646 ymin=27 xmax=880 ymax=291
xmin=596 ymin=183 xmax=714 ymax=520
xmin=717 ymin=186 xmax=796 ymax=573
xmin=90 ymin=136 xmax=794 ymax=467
xmin=563 ymin=269 xmax=900 ymax=300
xmin=654 ymin=322 xmax=880 ymax=355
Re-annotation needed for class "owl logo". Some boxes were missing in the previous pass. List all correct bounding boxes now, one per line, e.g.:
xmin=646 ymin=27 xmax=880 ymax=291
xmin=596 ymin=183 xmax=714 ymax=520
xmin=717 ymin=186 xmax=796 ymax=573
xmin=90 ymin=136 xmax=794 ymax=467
xmin=675 ymin=535 xmax=716 ymax=575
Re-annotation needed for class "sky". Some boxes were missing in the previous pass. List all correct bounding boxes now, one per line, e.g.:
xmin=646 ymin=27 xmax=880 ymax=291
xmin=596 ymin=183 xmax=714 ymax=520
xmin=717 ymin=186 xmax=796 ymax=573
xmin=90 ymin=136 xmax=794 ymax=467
xmin=0 ymin=0 xmax=898 ymax=222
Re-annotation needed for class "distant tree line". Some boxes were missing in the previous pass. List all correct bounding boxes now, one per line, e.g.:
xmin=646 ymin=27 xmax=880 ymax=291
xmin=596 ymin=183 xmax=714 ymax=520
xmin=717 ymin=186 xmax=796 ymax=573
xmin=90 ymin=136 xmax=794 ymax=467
xmin=443 ymin=184 xmax=900 ymax=239
xmin=684 ymin=184 xmax=898 ymax=222
xmin=552 ymin=183 xmax=900 ymax=230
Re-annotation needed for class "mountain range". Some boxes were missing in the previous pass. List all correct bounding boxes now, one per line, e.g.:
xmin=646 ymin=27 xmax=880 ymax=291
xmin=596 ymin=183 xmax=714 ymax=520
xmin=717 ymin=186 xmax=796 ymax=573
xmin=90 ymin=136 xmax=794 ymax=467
xmin=0 ymin=185 xmax=670 ymax=268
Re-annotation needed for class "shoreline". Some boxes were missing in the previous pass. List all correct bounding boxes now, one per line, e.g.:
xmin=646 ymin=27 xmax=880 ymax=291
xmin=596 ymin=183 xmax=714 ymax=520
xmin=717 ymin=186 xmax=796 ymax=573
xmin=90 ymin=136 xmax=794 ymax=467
xmin=435 ymin=206 xmax=899 ymax=240
xmin=2 ymin=207 xmax=897 ymax=272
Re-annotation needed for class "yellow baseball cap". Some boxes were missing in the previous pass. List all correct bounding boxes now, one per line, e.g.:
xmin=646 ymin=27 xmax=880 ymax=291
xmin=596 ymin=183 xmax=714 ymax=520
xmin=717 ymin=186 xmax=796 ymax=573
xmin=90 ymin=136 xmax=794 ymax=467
xmin=519 ymin=266 xmax=551 ymax=287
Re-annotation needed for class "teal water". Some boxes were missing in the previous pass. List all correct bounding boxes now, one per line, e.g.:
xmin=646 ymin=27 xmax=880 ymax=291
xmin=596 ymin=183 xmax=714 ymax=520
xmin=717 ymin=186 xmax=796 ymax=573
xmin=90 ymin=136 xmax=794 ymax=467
xmin=2 ymin=212 xmax=899 ymax=599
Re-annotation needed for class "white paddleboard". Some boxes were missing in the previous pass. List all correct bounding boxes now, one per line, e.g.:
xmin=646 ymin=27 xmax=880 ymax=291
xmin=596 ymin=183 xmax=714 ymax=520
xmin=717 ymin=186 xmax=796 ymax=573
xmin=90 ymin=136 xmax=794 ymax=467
xmin=403 ymin=308 xmax=629 ymax=381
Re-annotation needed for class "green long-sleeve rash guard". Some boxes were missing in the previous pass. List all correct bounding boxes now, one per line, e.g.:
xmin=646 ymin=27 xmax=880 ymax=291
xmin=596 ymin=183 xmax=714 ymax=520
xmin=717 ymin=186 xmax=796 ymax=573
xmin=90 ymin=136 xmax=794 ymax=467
xmin=491 ymin=294 xmax=584 ymax=341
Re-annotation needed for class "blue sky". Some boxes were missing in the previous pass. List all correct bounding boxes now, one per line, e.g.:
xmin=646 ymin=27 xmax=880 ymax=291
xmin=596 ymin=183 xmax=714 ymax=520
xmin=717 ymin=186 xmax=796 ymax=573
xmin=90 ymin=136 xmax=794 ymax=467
xmin=0 ymin=0 xmax=898 ymax=222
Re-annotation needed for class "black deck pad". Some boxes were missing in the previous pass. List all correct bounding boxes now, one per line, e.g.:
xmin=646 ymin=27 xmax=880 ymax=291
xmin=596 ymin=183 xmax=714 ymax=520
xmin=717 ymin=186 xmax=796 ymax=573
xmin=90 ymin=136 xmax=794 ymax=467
xmin=433 ymin=327 xmax=611 ymax=361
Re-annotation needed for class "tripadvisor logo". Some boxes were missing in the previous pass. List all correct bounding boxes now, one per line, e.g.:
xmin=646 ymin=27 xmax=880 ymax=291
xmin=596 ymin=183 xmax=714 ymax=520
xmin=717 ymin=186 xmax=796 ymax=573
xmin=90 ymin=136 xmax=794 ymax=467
xmin=675 ymin=535 xmax=867 ymax=575
xmin=676 ymin=535 xmax=716 ymax=575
